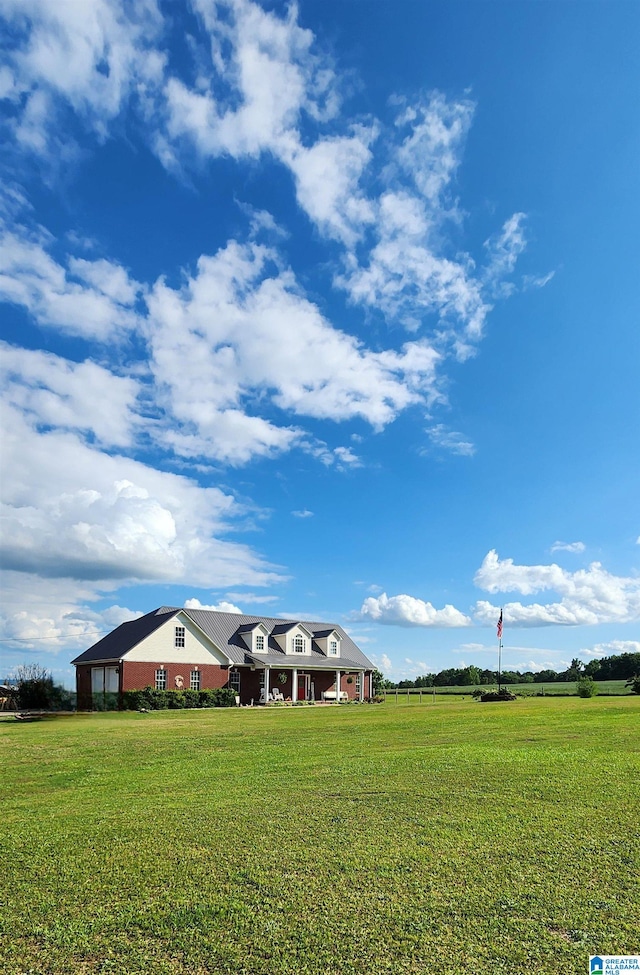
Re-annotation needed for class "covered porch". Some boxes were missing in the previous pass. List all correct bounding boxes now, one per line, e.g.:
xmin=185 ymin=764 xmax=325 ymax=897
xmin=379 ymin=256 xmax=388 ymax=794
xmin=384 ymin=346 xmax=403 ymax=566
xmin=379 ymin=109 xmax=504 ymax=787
xmin=235 ymin=665 xmax=369 ymax=705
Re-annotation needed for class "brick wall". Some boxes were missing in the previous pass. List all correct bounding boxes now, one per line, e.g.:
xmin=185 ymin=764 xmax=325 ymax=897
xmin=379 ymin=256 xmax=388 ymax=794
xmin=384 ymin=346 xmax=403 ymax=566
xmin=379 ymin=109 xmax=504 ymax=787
xmin=122 ymin=661 xmax=229 ymax=692
xmin=76 ymin=665 xmax=93 ymax=710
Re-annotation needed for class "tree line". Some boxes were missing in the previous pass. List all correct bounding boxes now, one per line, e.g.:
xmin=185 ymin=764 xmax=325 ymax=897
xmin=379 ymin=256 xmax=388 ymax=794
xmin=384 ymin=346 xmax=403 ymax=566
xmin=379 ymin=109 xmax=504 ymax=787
xmin=375 ymin=651 xmax=640 ymax=689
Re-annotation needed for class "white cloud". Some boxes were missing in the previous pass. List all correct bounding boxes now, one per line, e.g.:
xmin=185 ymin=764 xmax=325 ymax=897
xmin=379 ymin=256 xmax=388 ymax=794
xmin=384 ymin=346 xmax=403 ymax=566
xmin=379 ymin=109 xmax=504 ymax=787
xmin=394 ymin=92 xmax=474 ymax=205
xmin=1 ymin=0 xmax=165 ymax=157
xmin=551 ymin=541 xmax=586 ymax=554
xmin=359 ymin=592 xmax=472 ymax=628
xmin=426 ymin=423 xmax=475 ymax=456
xmin=0 ymin=570 xmax=144 ymax=652
xmin=224 ymin=592 xmax=279 ymax=605
xmin=579 ymin=640 xmax=640 ymax=658
xmin=283 ymin=128 xmax=376 ymax=245
xmin=292 ymin=510 xmax=314 ymax=519
xmin=183 ymin=597 xmax=242 ymax=614
xmin=166 ymin=0 xmax=337 ymax=157
xmin=1 ymin=404 xmax=283 ymax=589
xmin=523 ymin=270 xmax=555 ymax=290
xmin=146 ymin=236 xmax=442 ymax=463
xmin=0 ymin=220 xmax=143 ymax=340
xmin=378 ymin=653 xmax=393 ymax=672
xmin=483 ymin=213 xmax=527 ymax=298
xmin=0 ymin=342 xmax=140 ymax=448
xmin=474 ymin=550 xmax=640 ymax=626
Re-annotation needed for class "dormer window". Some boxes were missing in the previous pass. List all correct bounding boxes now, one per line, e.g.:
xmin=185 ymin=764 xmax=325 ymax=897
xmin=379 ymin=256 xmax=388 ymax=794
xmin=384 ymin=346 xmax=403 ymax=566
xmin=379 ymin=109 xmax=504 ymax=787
xmin=294 ymin=635 xmax=305 ymax=653
xmin=329 ymin=640 xmax=338 ymax=655
xmin=256 ymin=634 xmax=265 ymax=652
xmin=175 ymin=626 xmax=185 ymax=648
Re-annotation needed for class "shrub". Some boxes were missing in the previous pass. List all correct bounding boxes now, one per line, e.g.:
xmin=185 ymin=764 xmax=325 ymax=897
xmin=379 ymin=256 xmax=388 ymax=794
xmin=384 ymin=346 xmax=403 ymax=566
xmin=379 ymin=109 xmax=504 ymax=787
xmin=214 ymin=687 xmax=237 ymax=707
xmin=479 ymin=688 xmax=517 ymax=703
xmin=14 ymin=663 xmax=74 ymax=711
xmin=120 ymin=689 xmax=146 ymax=710
xmin=577 ymin=677 xmax=598 ymax=698
xmin=120 ymin=685 xmax=237 ymax=710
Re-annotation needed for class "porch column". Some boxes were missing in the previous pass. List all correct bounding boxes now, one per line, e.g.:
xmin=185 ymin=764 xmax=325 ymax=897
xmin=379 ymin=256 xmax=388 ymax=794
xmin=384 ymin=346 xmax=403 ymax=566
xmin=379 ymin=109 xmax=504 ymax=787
xmin=335 ymin=669 xmax=341 ymax=703
xmin=359 ymin=672 xmax=365 ymax=702
xmin=292 ymin=668 xmax=298 ymax=702
xmin=264 ymin=666 xmax=270 ymax=702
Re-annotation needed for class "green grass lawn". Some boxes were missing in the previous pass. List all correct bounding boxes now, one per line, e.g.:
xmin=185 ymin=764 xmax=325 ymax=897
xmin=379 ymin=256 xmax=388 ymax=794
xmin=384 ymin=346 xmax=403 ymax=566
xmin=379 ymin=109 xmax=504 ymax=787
xmin=2 ymin=698 xmax=639 ymax=974
xmin=385 ymin=679 xmax=631 ymax=698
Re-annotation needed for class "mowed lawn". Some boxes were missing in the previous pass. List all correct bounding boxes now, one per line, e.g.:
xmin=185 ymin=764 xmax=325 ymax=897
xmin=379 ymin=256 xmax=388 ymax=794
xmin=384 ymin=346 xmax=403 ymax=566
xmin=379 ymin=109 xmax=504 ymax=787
xmin=1 ymin=698 xmax=639 ymax=975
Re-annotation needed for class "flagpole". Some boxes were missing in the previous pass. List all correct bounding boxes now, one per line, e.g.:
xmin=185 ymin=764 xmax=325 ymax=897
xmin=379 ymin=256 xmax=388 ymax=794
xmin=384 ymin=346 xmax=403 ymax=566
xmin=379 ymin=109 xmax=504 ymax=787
xmin=497 ymin=608 xmax=503 ymax=693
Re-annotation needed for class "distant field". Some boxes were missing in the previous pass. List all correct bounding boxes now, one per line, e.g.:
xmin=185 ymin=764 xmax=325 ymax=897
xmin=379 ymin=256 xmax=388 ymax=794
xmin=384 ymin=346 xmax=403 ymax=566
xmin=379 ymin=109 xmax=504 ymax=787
xmin=2 ymin=697 xmax=639 ymax=975
xmin=384 ymin=679 xmax=631 ymax=699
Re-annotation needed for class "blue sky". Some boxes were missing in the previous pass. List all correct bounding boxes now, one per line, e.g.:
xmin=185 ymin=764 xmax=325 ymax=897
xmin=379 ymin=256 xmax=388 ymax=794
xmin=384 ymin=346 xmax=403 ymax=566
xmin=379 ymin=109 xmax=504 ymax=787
xmin=1 ymin=0 xmax=638 ymax=687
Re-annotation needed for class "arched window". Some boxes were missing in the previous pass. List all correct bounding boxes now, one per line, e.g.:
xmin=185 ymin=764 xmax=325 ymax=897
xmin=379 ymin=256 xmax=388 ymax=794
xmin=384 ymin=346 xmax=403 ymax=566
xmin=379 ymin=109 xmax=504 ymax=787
xmin=294 ymin=634 xmax=305 ymax=653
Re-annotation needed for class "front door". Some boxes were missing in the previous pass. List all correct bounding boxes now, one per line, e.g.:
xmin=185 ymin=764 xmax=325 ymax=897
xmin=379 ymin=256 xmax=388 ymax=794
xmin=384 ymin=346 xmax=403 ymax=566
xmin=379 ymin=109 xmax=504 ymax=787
xmin=297 ymin=674 xmax=309 ymax=701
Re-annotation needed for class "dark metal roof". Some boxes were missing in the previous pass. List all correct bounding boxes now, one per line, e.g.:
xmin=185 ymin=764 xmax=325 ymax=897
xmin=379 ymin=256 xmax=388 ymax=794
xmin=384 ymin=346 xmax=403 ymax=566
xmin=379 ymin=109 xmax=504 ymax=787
xmin=269 ymin=621 xmax=297 ymax=635
xmin=184 ymin=609 xmax=373 ymax=669
xmin=72 ymin=607 xmax=374 ymax=671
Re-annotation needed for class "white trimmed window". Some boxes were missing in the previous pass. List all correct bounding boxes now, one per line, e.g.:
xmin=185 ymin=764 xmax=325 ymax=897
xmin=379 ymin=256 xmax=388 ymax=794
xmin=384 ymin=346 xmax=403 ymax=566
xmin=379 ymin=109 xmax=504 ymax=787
xmin=329 ymin=640 xmax=338 ymax=656
xmin=256 ymin=634 xmax=265 ymax=652
xmin=230 ymin=670 xmax=241 ymax=692
xmin=294 ymin=635 xmax=305 ymax=653
xmin=190 ymin=670 xmax=200 ymax=691
xmin=175 ymin=626 xmax=185 ymax=648
xmin=355 ymin=674 xmax=362 ymax=695
xmin=155 ymin=668 xmax=167 ymax=690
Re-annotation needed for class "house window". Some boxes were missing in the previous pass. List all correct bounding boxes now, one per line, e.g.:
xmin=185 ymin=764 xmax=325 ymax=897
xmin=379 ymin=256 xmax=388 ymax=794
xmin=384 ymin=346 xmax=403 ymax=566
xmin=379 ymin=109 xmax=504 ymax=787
xmin=329 ymin=640 xmax=338 ymax=656
xmin=294 ymin=635 xmax=305 ymax=653
xmin=155 ymin=668 xmax=167 ymax=690
xmin=229 ymin=670 xmax=240 ymax=692
xmin=190 ymin=670 xmax=200 ymax=691
xmin=355 ymin=674 xmax=362 ymax=695
xmin=256 ymin=634 xmax=265 ymax=652
xmin=175 ymin=626 xmax=185 ymax=648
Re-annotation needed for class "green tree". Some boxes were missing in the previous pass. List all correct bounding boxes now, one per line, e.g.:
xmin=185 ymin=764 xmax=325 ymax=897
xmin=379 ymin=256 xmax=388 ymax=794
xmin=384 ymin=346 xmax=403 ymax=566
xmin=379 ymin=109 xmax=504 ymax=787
xmin=533 ymin=669 xmax=558 ymax=683
xmin=371 ymin=669 xmax=391 ymax=693
xmin=15 ymin=663 xmax=73 ymax=711
xmin=563 ymin=658 xmax=585 ymax=682
xmin=625 ymin=675 xmax=640 ymax=695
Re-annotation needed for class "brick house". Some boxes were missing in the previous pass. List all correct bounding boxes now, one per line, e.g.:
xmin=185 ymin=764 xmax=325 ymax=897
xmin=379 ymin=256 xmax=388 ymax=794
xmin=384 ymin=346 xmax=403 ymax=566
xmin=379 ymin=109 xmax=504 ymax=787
xmin=72 ymin=606 xmax=375 ymax=709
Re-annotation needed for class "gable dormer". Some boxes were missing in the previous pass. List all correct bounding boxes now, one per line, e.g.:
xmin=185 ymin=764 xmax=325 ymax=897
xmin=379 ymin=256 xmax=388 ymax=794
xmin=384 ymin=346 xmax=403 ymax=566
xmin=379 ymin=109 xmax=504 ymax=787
xmin=314 ymin=628 xmax=342 ymax=658
xmin=271 ymin=622 xmax=313 ymax=655
xmin=237 ymin=621 xmax=270 ymax=654
xmin=251 ymin=622 xmax=269 ymax=654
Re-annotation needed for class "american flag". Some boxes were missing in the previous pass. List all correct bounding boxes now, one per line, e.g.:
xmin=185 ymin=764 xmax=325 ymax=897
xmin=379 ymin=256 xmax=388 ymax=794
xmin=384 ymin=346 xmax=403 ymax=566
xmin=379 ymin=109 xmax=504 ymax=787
xmin=497 ymin=609 xmax=503 ymax=640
